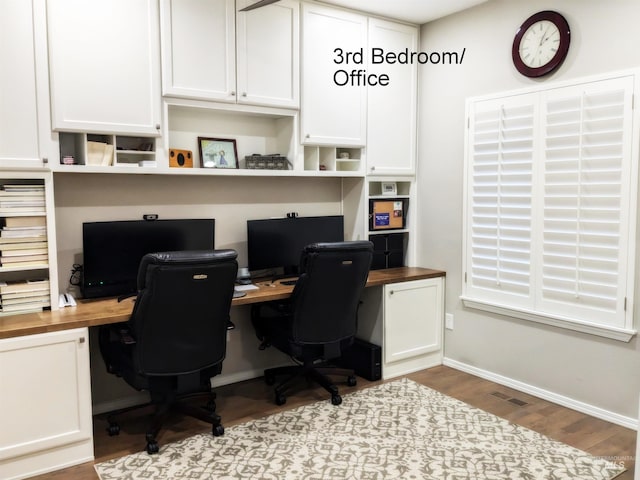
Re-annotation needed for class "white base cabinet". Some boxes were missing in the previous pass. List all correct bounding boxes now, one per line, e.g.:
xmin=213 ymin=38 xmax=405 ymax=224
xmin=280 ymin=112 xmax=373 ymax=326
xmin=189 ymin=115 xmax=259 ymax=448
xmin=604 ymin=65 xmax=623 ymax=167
xmin=0 ymin=328 xmax=93 ymax=480
xmin=358 ymin=276 xmax=444 ymax=379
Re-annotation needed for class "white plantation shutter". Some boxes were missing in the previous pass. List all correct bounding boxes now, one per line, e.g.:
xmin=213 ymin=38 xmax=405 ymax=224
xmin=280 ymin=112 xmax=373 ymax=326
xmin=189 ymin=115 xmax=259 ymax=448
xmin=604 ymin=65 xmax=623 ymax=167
xmin=463 ymin=73 xmax=637 ymax=338
xmin=466 ymin=94 xmax=536 ymax=307
xmin=538 ymin=77 xmax=634 ymax=328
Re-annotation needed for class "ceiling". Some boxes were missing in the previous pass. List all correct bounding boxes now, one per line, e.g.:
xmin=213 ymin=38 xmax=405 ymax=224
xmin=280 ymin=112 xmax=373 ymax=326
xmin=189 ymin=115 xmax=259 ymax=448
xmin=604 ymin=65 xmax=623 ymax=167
xmin=317 ymin=0 xmax=489 ymax=24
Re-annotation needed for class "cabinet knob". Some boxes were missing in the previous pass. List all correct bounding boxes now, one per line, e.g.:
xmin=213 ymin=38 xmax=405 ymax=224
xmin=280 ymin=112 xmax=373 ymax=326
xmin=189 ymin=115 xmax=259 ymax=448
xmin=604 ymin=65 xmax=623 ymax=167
xmin=389 ymin=290 xmax=394 ymax=295
xmin=242 ymin=92 xmax=247 ymax=97
xmin=305 ymin=134 xmax=310 ymax=139
xmin=371 ymin=166 xmax=376 ymax=171
xmin=155 ymin=124 xmax=161 ymax=130
xmin=79 ymin=337 xmax=86 ymax=344
xmin=42 ymin=157 xmax=48 ymax=164
xmin=231 ymin=91 xmax=236 ymax=96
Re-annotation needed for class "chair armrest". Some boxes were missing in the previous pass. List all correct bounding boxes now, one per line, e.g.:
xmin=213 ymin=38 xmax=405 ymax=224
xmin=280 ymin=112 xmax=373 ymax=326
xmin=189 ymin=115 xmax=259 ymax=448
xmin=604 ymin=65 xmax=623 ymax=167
xmin=116 ymin=327 xmax=136 ymax=345
xmin=252 ymin=300 xmax=292 ymax=318
xmin=117 ymin=292 xmax=137 ymax=303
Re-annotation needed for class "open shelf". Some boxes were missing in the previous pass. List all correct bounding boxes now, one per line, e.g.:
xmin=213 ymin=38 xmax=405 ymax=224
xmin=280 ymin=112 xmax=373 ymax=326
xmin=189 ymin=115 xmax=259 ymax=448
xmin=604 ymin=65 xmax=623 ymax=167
xmin=57 ymin=132 xmax=157 ymax=169
xmin=303 ymin=146 xmax=364 ymax=173
xmin=165 ymin=102 xmax=297 ymax=172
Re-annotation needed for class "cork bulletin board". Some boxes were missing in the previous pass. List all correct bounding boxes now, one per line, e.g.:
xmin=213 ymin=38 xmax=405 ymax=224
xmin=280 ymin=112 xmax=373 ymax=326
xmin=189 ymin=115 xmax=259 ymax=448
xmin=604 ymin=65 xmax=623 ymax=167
xmin=370 ymin=199 xmax=408 ymax=230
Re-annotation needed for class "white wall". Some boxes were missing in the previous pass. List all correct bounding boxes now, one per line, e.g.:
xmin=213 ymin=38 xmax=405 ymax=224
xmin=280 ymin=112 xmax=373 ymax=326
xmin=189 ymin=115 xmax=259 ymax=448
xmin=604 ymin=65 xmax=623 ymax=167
xmin=417 ymin=0 xmax=640 ymax=421
xmin=53 ymin=172 xmax=346 ymax=409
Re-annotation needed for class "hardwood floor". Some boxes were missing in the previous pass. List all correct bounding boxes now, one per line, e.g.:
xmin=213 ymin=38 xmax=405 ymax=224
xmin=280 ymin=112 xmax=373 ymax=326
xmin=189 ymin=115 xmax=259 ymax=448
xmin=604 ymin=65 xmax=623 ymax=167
xmin=32 ymin=365 xmax=635 ymax=479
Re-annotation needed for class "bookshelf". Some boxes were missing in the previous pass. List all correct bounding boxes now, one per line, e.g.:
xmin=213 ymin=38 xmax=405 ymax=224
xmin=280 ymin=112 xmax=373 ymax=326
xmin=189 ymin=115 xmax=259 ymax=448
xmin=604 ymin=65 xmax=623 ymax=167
xmin=0 ymin=175 xmax=57 ymax=315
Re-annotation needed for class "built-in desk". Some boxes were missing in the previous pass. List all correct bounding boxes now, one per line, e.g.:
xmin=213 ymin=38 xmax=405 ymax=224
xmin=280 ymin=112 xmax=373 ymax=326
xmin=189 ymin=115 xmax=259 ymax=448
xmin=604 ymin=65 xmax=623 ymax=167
xmin=0 ymin=267 xmax=444 ymax=480
xmin=0 ymin=267 xmax=445 ymax=339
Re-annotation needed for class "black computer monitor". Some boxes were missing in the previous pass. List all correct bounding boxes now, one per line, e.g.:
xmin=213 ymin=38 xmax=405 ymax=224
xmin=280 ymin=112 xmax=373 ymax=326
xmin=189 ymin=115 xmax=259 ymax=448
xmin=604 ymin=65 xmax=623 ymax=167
xmin=81 ymin=219 xmax=215 ymax=299
xmin=246 ymin=215 xmax=344 ymax=276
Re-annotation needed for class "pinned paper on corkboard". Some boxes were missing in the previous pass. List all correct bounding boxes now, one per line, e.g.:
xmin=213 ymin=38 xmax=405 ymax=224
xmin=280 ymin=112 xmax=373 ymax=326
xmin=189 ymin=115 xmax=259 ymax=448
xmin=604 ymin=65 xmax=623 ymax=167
xmin=372 ymin=200 xmax=404 ymax=230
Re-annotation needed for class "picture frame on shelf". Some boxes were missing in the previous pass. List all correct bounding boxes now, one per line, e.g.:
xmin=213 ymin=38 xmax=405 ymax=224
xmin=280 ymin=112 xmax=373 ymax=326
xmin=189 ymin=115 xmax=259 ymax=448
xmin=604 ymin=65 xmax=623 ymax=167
xmin=197 ymin=137 xmax=239 ymax=169
xmin=381 ymin=182 xmax=397 ymax=196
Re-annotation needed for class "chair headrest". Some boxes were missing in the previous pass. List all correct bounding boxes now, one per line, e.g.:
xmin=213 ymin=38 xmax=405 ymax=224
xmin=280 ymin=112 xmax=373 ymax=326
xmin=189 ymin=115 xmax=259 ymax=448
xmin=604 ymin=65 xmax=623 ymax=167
xmin=138 ymin=250 xmax=238 ymax=288
xmin=303 ymin=241 xmax=374 ymax=254
xmin=141 ymin=249 xmax=237 ymax=266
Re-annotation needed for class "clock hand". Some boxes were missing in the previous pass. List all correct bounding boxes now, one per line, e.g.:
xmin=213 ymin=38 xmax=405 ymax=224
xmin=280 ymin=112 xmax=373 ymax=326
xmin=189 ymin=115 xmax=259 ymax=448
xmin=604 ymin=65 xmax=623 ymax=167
xmin=538 ymin=25 xmax=551 ymax=47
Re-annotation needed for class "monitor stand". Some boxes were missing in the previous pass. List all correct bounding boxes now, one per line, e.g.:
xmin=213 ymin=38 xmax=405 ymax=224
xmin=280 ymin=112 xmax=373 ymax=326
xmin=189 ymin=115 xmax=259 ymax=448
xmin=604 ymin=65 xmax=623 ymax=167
xmin=272 ymin=266 xmax=299 ymax=285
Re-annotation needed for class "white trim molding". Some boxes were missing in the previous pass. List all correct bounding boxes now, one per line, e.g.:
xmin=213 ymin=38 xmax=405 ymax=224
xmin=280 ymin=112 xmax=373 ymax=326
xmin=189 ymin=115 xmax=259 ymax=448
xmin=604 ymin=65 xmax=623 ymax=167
xmin=444 ymin=357 xmax=637 ymax=430
xmin=461 ymin=296 xmax=637 ymax=342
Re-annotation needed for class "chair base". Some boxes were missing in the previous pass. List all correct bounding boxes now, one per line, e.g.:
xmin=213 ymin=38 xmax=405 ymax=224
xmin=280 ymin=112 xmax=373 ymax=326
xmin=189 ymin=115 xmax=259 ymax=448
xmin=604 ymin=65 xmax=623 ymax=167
xmin=264 ymin=362 xmax=357 ymax=406
xmin=105 ymin=391 xmax=224 ymax=454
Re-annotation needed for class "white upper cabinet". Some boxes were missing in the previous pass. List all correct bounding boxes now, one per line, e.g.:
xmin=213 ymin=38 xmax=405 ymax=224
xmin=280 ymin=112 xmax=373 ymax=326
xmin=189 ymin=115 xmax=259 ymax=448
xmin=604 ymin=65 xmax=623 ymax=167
xmin=161 ymin=0 xmax=299 ymax=109
xmin=236 ymin=0 xmax=299 ymax=108
xmin=161 ymin=0 xmax=236 ymax=102
xmin=301 ymin=3 xmax=367 ymax=146
xmin=0 ymin=0 xmax=54 ymax=168
xmin=47 ymin=0 xmax=162 ymax=135
xmin=367 ymin=18 xmax=418 ymax=176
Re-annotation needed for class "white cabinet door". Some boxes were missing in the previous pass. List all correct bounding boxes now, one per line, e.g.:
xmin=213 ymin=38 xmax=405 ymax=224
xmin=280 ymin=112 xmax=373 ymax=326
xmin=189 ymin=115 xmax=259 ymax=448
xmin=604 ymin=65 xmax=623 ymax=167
xmin=367 ymin=19 xmax=418 ymax=176
xmin=236 ymin=0 xmax=299 ymax=108
xmin=301 ymin=3 xmax=367 ymax=146
xmin=47 ymin=0 xmax=161 ymax=135
xmin=0 ymin=0 xmax=54 ymax=168
xmin=0 ymin=329 xmax=93 ymax=479
xmin=383 ymin=277 xmax=443 ymax=377
xmin=161 ymin=0 xmax=236 ymax=102
xmin=161 ymin=0 xmax=298 ymax=109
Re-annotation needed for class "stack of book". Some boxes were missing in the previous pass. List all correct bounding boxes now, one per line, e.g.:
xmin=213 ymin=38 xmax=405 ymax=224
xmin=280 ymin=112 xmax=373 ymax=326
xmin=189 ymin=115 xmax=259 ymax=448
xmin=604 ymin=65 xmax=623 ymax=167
xmin=0 ymin=216 xmax=48 ymax=268
xmin=0 ymin=278 xmax=50 ymax=314
xmin=0 ymin=184 xmax=46 ymax=215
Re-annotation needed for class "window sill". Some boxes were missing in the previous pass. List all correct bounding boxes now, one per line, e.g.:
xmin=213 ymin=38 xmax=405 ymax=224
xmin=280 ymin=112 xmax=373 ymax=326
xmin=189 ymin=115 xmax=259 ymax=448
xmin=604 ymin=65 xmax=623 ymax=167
xmin=460 ymin=296 xmax=637 ymax=342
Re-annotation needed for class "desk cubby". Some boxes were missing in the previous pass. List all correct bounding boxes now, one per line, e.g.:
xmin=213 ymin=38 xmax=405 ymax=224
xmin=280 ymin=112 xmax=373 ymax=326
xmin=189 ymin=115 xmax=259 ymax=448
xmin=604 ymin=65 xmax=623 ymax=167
xmin=303 ymin=146 xmax=364 ymax=174
xmin=57 ymin=132 xmax=157 ymax=170
xmin=366 ymin=180 xmax=415 ymax=268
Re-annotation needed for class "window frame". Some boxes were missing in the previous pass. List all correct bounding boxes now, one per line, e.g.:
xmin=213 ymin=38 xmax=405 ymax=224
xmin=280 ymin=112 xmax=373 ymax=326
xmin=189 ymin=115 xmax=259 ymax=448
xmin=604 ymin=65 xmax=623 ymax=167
xmin=461 ymin=70 xmax=640 ymax=342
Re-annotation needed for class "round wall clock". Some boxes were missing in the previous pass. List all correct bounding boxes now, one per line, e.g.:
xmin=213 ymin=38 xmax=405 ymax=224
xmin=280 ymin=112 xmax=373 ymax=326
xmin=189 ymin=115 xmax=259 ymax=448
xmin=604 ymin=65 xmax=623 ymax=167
xmin=512 ymin=10 xmax=570 ymax=78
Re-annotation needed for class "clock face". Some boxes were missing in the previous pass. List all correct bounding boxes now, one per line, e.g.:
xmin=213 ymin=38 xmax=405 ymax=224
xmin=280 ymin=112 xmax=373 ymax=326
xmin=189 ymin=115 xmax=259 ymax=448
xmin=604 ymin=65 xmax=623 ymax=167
xmin=512 ymin=11 xmax=570 ymax=78
xmin=519 ymin=20 xmax=561 ymax=68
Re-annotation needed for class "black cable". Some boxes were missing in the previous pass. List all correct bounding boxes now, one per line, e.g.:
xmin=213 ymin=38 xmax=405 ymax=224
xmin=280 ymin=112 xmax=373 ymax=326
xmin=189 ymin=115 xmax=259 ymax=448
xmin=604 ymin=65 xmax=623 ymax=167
xmin=69 ymin=264 xmax=83 ymax=286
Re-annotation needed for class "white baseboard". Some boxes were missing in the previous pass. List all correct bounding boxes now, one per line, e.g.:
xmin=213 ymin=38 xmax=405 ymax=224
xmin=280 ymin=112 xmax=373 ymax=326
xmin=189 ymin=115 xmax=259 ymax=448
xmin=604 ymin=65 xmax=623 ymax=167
xmin=92 ymin=368 xmax=265 ymax=415
xmin=443 ymin=357 xmax=637 ymax=430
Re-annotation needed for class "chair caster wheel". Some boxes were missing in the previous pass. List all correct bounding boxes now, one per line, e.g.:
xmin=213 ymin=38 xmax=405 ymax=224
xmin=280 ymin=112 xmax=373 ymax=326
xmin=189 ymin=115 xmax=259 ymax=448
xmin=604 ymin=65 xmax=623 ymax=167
xmin=275 ymin=393 xmax=287 ymax=405
xmin=106 ymin=423 xmax=120 ymax=436
xmin=213 ymin=424 xmax=225 ymax=436
xmin=265 ymin=372 xmax=276 ymax=386
xmin=347 ymin=375 xmax=357 ymax=387
xmin=146 ymin=440 xmax=159 ymax=454
xmin=331 ymin=394 xmax=342 ymax=405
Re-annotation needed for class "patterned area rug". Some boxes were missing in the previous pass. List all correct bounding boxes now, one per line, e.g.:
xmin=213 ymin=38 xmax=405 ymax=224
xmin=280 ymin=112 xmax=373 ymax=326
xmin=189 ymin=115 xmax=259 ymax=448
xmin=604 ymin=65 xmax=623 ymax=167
xmin=95 ymin=378 xmax=625 ymax=479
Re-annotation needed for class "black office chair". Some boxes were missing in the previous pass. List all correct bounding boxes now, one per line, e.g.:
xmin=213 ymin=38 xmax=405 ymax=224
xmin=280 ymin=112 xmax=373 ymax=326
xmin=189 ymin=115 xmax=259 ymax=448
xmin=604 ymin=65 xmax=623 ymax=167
xmin=98 ymin=249 xmax=238 ymax=454
xmin=251 ymin=241 xmax=373 ymax=406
